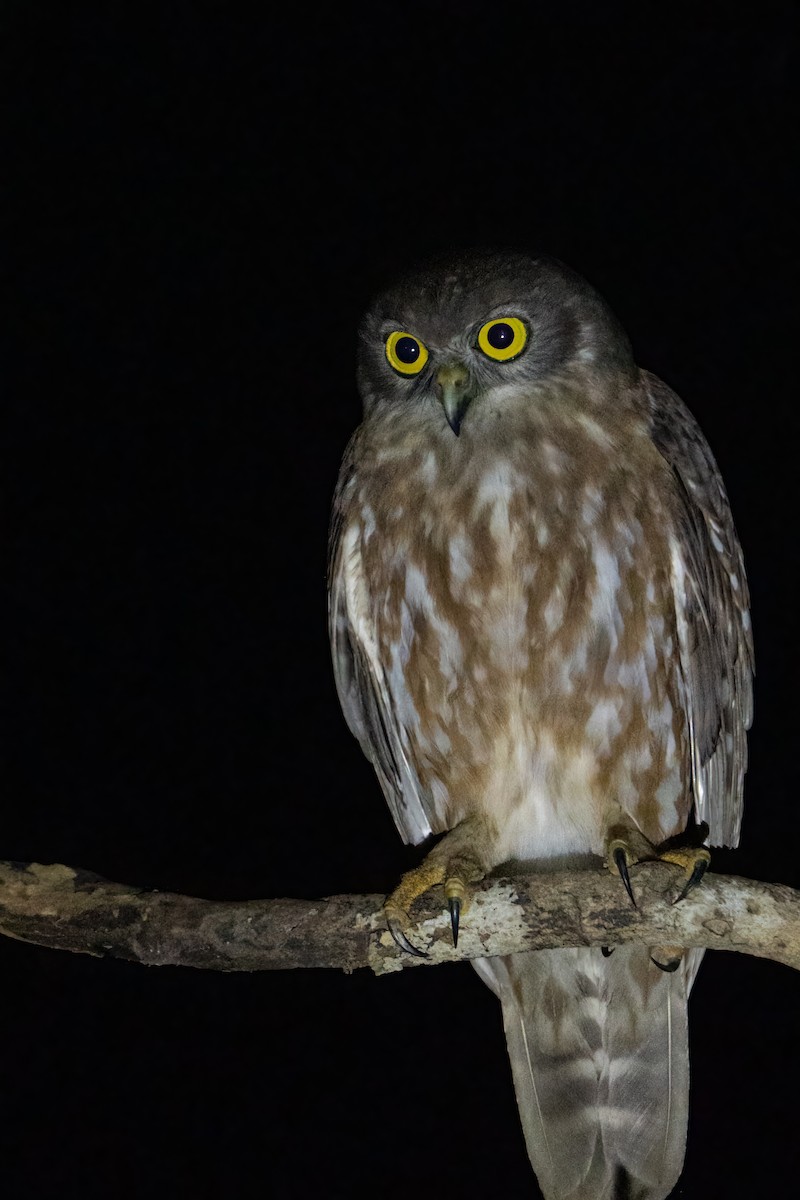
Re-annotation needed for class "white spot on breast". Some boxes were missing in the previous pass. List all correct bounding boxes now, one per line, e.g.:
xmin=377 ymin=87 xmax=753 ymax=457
xmin=540 ymin=440 xmax=568 ymax=476
xmin=557 ymin=636 xmax=589 ymax=694
xmin=614 ymin=658 xmax=650 ymax=700
xmin=581 ymin=485 xmax=603 ymax=527
xmin=544 ymin=588 xmax=565 ymax=633
xmin=489 ymin=499 xmax=510 ymax=543
xmin=631 ymin=743 xmax=653 ymax=772
xmin=644 ymin=616 xmax=663 ymax=668
xmin=418 ymin=450 xmax=439 ymax=486
xmin=474 ymin=462 xmax=521 ymax=513
xmin=576 ymin=412 xmax=612 ymax=445
xmin=663 ymin=723 xmax=677 ymax=767
xmin=433 ymin=726 xmax=451 ymax=754
xmin=403 ymin=562 xmax=464 ymax=687
xmin=617 ymin=515 xmax=642 ymax=539
xmin=448 ymin=532 xmax=473 ymax=585
xmin=590 ymin=541 xmax=622 ymax=633
xmin=585 ymin=698 xmax=623 ymax=753
xmin=404 ymin=563 xmax=430 ymax=608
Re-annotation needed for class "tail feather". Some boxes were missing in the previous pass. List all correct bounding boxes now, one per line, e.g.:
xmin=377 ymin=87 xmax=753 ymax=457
xmin=474 ymin=947 xmax=699 ymax=1200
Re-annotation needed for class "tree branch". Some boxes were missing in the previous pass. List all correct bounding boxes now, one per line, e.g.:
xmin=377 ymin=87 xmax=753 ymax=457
xmin=1 ymin=859 xmax=798 ymax=976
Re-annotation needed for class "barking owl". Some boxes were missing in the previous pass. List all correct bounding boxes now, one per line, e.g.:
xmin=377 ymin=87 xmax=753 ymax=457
xmin=328 ymin=251 xmax=753 ymax=1200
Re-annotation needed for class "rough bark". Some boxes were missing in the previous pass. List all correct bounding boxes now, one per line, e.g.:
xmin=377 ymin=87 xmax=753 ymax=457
xmin=2 ymin=859 xmax=798 ymax=976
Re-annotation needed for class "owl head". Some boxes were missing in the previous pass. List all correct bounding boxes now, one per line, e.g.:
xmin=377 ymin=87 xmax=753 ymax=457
xmin=357 ymin=250 xmax=634 ymax=436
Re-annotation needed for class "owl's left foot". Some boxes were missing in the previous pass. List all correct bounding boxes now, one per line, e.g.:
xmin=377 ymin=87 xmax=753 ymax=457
xmin=606 ymin=824 xmax=711 ymax=907
xmin=659 ymin=843 xmax=711 ymax=904
xmin=606 ymin=826 xmax=655 ymax=908
xmin=648 ymin=843 xmax=710 ymax=972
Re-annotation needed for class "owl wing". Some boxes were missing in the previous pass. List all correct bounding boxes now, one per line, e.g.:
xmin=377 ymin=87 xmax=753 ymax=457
xmin=643 ymin=371 xmax=754 ymax=847
xmin=327 ymin=439 xmax=434 ymax=846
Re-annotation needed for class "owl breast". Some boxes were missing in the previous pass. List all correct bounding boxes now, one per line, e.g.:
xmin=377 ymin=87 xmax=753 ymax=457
xmin=353 ymin=414 xmax=689 ymax=868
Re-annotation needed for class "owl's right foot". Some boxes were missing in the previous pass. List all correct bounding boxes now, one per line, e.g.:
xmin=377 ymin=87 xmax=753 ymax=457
xmin=383 ymin=857 xmax=448 ymax=958
xmin=383 ymin=818 xmax=493 ymax=956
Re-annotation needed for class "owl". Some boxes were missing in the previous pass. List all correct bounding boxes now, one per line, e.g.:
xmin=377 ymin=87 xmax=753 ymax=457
xmin=328 ymin=250 xmax=753 ymax=1200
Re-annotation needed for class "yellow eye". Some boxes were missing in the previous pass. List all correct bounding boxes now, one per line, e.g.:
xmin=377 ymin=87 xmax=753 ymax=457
xmin=477 ymin=316 xmax=528 ymax=361
xmin=385 ymin=331 xmax=429 ymax=375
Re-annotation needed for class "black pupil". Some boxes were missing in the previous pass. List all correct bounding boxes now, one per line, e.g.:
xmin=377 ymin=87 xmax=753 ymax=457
xmin=395 ymin=336 xmax=420 ymax=364
xmin=487 ymin=322 xmax=515 ymax=349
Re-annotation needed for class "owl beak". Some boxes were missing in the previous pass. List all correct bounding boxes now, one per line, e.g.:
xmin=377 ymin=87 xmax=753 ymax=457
xmin=434 ymin=362 xmax=473 ymax=437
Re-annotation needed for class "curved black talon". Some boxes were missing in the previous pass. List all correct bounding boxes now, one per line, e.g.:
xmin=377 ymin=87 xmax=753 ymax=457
xmin=601 ymin=946 xmax=615 ymax=957
xmin=448 ymin=896 xmax=461 ymax=948
xmin=673 ymin=857 xmax=709 ymax=905
xmin=613 ymin=847 xmax=637 ymax=908
xmin=387 ymin=917 xmax=428 ymax=959
xmin=651 ymin=955 xmax=681 ymax=972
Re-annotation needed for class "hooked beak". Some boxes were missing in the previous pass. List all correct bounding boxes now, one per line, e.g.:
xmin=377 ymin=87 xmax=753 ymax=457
xmin=435 ymin=362 xmax=473 ymax=437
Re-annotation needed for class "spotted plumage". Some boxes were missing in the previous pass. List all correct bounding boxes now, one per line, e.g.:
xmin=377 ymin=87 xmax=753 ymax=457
xmin=328 ymin=251 xmax=753 ymax=1200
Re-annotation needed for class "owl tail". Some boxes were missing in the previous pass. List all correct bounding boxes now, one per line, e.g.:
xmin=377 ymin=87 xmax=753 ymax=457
xmin=474 ymin=946 xmax=703 ymax=1200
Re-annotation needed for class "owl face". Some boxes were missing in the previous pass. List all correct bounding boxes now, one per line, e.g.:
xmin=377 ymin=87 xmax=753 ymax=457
xmin=357 ymin=251 xmax=634 ymax=436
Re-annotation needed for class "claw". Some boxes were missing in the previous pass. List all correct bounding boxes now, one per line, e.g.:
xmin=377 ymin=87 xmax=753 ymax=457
xmin=448 ymin=896 xmax=460 ymax=948
xmin=651 ymin=955 xmax=681 ymax=972
xmin=613 ymin=846 xmax=637 ymax=908
xmin=386 ymin=916 xmax=428 ymax=959
xmin=601 ymin=945 xmax=615 ymax=957
xmin=673 ymin=856 xmax=709 ymax=905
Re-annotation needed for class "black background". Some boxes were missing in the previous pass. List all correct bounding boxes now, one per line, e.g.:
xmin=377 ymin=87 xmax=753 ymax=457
xmin=3 ymin=6 xmax=799 ymax=1199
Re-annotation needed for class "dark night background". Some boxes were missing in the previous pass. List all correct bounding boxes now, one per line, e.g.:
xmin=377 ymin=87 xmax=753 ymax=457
xmin=3 ymin=6 xmax=798 ymax=1198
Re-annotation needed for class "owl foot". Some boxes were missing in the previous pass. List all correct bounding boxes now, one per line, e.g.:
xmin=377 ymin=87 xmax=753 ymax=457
xmin=384 ymin=856 xmax=449 ymax=958
xmin=384 ymin=912 xmax=428 ymax=959
xmin=383 ymin=819 xmax=492 ymax=955
xmin=606 ymin=826 xmax=656 ymax=909
xmin=606 ymin=823 xmax=711 ymax=909
xmin=611 ymin=844 xmax=637 ymax=908
xmin=659 ymin=844 xmax=711 ymax=904
xmin=442 ymin=858 xmax=484 ymax=948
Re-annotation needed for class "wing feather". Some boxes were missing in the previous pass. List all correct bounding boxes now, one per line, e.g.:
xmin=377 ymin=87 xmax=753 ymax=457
xmin=327 ymin=436 xmax=433 ymax=845
xmin=643 ymin=372 xmax=754 ymax=846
